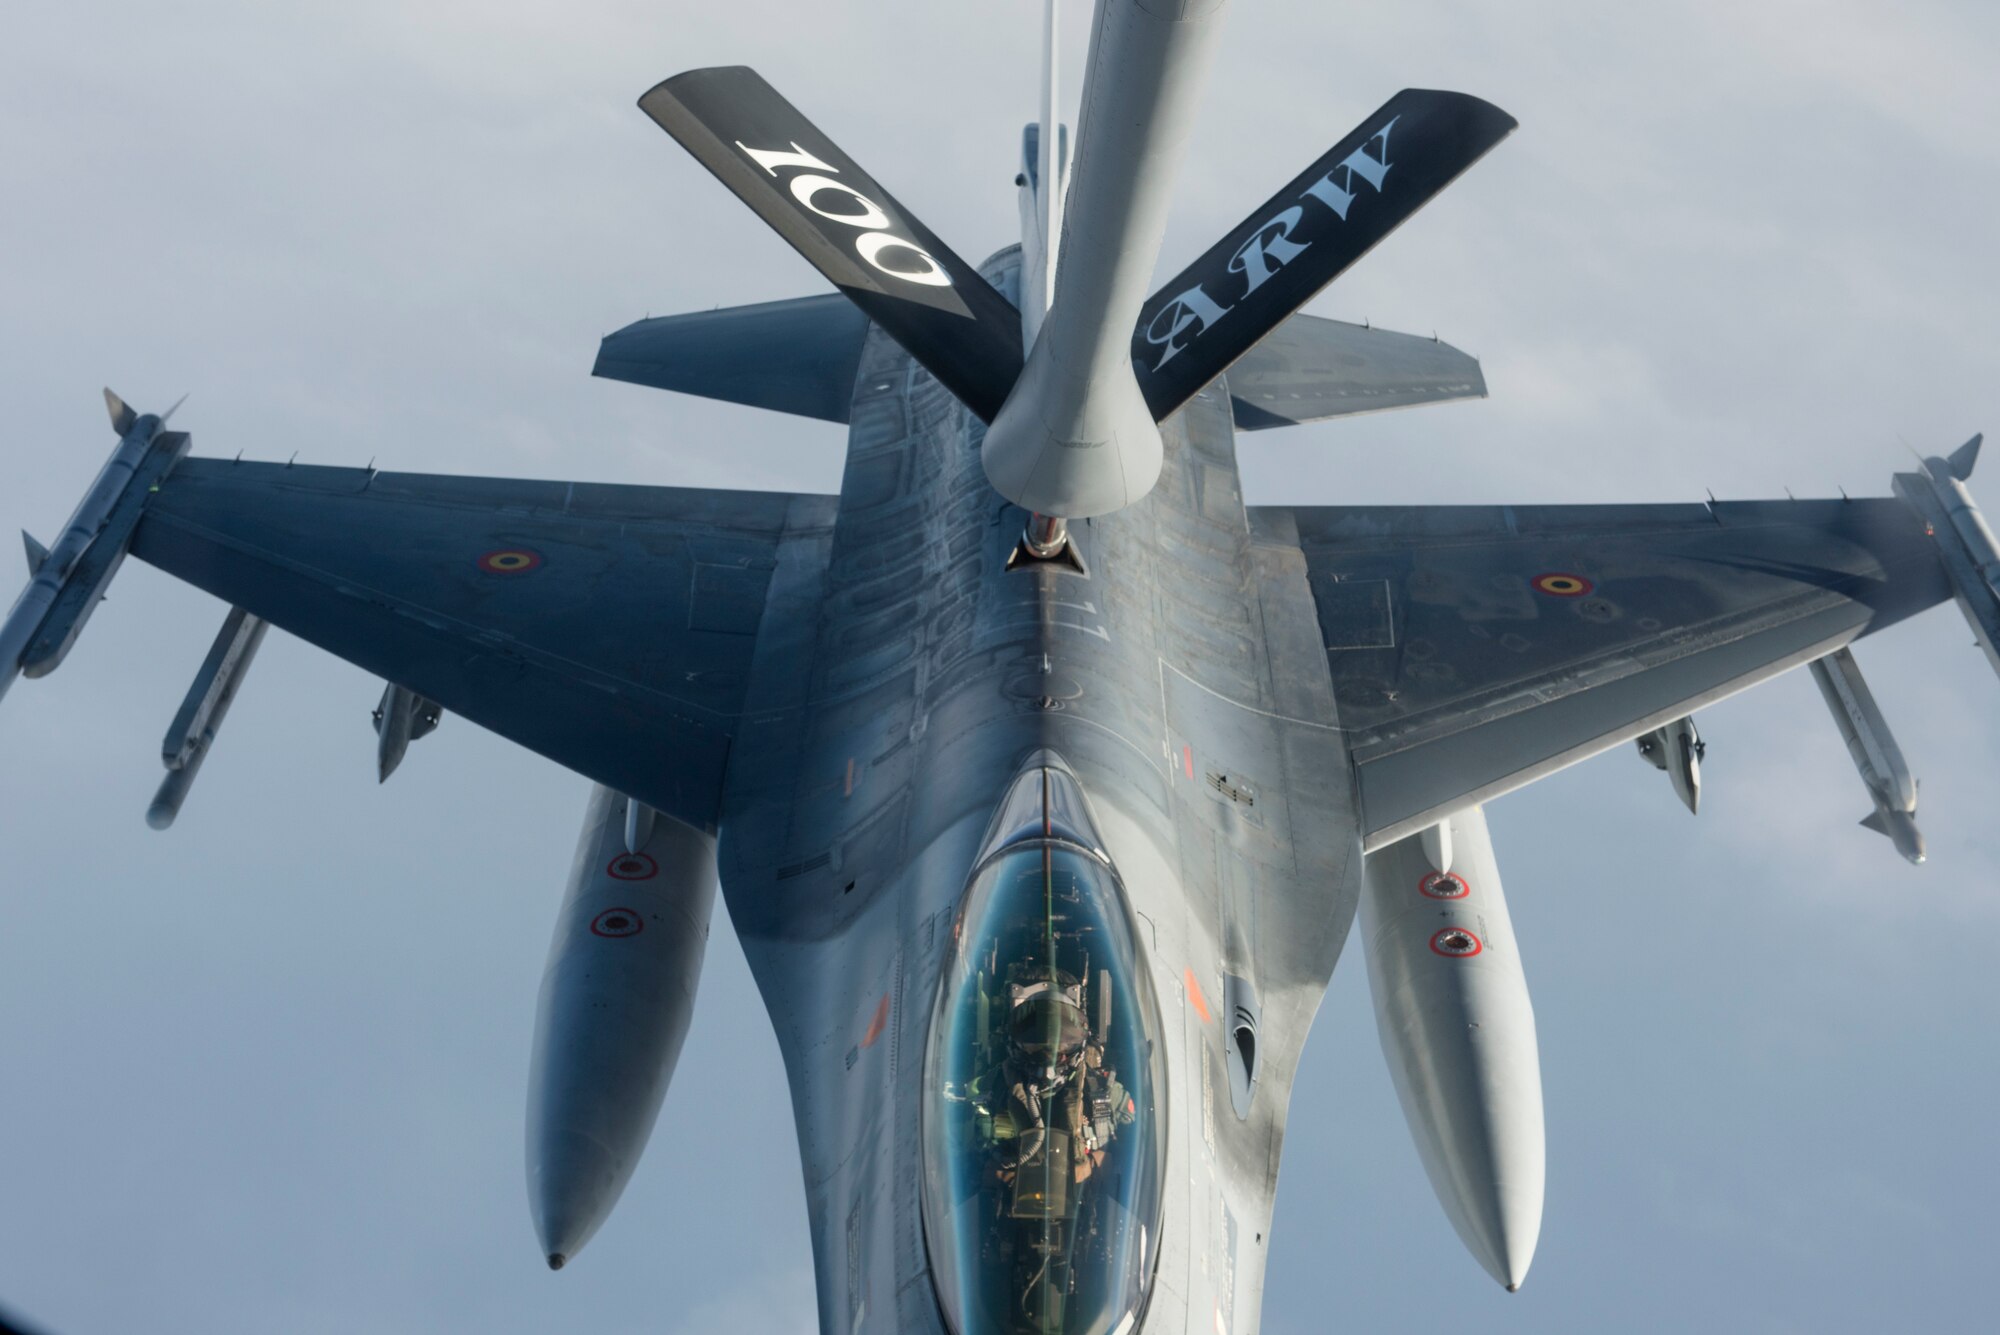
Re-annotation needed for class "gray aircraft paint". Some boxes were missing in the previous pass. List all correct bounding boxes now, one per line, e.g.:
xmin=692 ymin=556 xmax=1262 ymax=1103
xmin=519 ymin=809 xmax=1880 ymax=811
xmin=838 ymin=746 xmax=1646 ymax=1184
xmin=528 ymin=784 xmax=718 ymax=1269
xmin=713 ymin=246 xmax=1354 ymax=1334
xmin=3 ymin=5 xmax=2000 ymax=1327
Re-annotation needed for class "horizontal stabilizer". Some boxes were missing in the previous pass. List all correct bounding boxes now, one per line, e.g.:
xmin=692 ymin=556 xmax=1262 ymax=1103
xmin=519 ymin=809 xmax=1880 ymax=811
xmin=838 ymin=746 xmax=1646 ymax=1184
xmin=1227 ymin=314 xmax=1484 ymax=429
xmin=594 ymin=294 xmax=869 ymax=424
xmin=1134 ymin=89 xmax=1516 ymax=422
xmin=637 ymin=67 xmax=1024 ymax=421
xmin=1859 ymin=810 xmax=1888 ymax=834
xmin=22 ymin=530 xmax=48 ymax=575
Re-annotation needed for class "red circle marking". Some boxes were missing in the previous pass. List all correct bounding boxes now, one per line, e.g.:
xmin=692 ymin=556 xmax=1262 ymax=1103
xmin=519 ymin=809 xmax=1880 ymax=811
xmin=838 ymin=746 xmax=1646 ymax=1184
xmin=1419 ymin=871 xmax=1470 ymax=900
xmin=607 ymin=852 xmax=658 ymax=881
xmin=591 ymin=908 xmax=644 ymax=938
xmin=478 ymin=548 xmax=543 ymax=575
xmin=1531 ymin=572 xmax=1593 ymax=598
xmin=1430 ymin=927 xmax=1483 ymax=958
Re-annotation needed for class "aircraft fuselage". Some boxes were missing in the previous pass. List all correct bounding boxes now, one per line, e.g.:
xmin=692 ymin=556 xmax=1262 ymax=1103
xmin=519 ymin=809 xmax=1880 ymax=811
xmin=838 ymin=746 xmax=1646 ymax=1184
xmin=716 ymin=249 xmax=1361 ymax=1335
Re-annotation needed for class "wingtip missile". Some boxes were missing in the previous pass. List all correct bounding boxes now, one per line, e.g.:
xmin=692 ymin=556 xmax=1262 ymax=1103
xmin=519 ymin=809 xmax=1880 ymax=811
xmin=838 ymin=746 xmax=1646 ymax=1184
xmin=2 ymin=395 xmax=191 ymax=706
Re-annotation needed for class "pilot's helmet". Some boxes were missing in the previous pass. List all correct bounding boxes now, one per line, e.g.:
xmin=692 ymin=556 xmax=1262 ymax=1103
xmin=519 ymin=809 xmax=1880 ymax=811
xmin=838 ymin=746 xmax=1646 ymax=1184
xmin=1011 ymin=995 xmax=1085 ymax=1056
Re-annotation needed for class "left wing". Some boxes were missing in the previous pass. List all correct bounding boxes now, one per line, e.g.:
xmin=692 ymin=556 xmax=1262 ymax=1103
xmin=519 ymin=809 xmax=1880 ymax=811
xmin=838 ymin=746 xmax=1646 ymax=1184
xmin=1257 ymin=496 xmax=1952 ymax=848
xmin=131 ymin=459 xmax=835 ymax=832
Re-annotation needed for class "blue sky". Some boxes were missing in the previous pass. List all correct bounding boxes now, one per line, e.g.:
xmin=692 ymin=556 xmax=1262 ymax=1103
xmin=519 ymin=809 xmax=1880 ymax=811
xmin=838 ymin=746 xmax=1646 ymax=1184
xmin=2 ymin=2 xmax=1997 ymax=1332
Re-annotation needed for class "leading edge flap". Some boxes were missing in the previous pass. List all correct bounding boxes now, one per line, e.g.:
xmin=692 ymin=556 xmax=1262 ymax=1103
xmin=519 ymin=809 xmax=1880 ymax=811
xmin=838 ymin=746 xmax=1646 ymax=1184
xmin=1134 ymin=89 xmax=1516 ymax=423
xmin=639 ymin=67 xmax=1025 ymax=422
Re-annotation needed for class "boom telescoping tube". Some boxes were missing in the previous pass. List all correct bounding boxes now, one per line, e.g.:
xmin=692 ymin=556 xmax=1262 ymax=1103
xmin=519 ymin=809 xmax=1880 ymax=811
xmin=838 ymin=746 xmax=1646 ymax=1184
xmin=980 ymin=0 xmax=1232 ymax=519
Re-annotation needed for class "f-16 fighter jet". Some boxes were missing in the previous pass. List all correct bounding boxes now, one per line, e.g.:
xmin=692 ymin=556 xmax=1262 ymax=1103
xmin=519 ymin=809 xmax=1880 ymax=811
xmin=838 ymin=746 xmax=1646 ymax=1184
xmin=5 ymin=0 xmax=1994 ymax=1329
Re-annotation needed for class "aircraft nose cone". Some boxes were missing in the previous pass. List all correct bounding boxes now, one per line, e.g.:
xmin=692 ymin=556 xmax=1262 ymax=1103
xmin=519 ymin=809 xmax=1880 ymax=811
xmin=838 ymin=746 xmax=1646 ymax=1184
xmin=547 ymin=1253 xmax=567 ymax=1272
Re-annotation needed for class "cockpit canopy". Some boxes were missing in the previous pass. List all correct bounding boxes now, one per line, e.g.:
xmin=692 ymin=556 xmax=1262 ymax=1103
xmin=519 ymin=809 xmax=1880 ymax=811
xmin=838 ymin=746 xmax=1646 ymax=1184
xmin=922 ymin=761 xmax=1165 ymax=1335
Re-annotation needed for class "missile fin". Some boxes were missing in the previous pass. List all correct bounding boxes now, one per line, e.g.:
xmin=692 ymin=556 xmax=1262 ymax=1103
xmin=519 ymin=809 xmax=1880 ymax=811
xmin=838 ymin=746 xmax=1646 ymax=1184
xmin=1948 ymin=433 xmax=1983 ymax=482
xmin=102 ymin=387 xmax=137 ymax=436
xmin=22 ymin=531 xmax=48 ymax=574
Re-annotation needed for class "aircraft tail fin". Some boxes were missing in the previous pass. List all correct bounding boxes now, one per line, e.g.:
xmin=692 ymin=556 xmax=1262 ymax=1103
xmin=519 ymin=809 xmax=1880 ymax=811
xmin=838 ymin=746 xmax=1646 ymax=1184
xmin=1132 ymin=89 xmax=1516 ymax=422
xmin=637 ymin=67 xmax=1025 ymax=422
xmin=1859 ymin=810 xmax=1889 ymax=835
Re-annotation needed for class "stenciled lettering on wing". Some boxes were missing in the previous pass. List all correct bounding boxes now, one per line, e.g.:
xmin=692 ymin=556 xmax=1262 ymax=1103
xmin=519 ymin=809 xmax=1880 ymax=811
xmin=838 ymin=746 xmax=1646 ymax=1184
xmin=736 ymin=141 xmax=952 ymax=288
xmin=1142 ymin=117 xmax=1399 ymax=371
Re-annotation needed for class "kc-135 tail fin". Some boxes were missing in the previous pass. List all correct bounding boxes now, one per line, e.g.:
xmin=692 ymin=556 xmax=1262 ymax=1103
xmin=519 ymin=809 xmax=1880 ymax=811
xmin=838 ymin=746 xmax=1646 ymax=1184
xmin=638 ymin=67 xmax=1026 ymax=422
xmin=1132 ymin=89 xmax=1517 ymax=423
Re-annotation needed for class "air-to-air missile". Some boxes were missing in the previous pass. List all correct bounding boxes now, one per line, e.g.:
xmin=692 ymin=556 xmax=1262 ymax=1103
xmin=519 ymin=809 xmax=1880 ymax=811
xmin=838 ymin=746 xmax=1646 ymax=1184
xmin=1808 ymin=647 xmax=1924 ymax=865
xmin=527 ymin=783 xmax=716 ymax=1270
xmin=0 ymin=390 xmax=189 ymax=703
xmin=371 ymin=682 xmax=442 ymax=783
xmin=1361 ymin=804 xmax=1544 ymax=1292
xmin=149 ymin=607 xmax=269 ymax=829
xmin=1634 ymin=714 xmax=1703 ymax=814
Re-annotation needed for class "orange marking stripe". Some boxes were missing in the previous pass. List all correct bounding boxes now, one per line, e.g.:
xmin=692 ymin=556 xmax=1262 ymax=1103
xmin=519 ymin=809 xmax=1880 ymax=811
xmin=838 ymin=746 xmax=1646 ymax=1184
xmin=1184 ymin=967 xmax=1212 ymax=1024
xmin=861 ymin=993 xmax=890 ymax=1048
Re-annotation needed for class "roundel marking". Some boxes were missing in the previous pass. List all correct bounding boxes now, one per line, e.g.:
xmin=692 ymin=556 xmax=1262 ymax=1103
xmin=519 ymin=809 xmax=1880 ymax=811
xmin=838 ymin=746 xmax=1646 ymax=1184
xmin=1430 ymin=927 xmax=1483 ymax=958
xmin=1419 ymin=871 xmax=1470 ymax=900
xmin=590 ymin=908 xmax=643 ymax=938
xmin=607 ymin=852 xmax=658 ymax=881
xmin=1531 ymin=572 xmax=1593 ymax=597
xmin=478 ymin=548 xmax=543 ymax=575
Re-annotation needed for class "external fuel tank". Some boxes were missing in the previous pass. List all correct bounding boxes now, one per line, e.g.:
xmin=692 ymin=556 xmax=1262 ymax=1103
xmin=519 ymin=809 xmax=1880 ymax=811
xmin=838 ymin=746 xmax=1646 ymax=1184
xmin=1360 ymin=804 xmax=1544 ymax=1291
xmin=526 ymin=784 xmax=716 ymax=1269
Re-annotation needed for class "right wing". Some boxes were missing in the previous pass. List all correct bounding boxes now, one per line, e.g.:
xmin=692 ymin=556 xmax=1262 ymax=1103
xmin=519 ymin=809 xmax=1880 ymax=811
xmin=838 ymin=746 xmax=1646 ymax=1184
xmin=131 ymin=458 xmax=835 ymax=832
xmin=1261 ymin=496 xmax=1951 ymax=848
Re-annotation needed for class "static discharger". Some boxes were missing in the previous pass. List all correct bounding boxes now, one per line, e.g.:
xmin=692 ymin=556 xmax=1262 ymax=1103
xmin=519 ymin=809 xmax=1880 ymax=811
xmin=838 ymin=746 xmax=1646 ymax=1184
xmin=149 ymin=606 xmax=268 ymax=830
